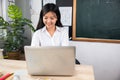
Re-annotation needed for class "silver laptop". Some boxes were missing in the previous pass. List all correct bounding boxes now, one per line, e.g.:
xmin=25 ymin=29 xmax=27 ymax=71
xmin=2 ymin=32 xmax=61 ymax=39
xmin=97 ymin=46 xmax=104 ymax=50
xmin=24 ymin=46 xmax=75 ymax=76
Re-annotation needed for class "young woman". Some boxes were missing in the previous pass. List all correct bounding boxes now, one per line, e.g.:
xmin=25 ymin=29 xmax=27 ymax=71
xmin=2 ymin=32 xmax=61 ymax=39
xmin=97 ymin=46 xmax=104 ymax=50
xmin=31 ymin=3 xmax=80 ymax=64
xmin=31 ymin=3 xmax=69 ymax=46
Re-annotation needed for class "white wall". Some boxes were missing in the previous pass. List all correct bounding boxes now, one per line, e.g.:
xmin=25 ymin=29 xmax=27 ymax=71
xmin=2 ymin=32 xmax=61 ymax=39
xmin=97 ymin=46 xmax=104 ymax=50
xmin=30 ymin=0 xmax=42 ymax=29
xmin=70 ymin=41 xmax=120 ymax=80
xmin=0 ymin=0 xmax=8 ymax=20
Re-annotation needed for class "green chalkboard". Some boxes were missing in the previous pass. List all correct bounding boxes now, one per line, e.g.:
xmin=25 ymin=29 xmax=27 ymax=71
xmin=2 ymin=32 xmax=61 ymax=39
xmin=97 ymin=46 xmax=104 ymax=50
xmin=72 ymin=0 xmax=120 ymax=43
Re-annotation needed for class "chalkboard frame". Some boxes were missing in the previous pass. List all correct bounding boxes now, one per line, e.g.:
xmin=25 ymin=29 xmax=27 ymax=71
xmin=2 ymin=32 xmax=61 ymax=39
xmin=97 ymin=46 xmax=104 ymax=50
xmin=72 ymin=0 xmax=120 ymax=43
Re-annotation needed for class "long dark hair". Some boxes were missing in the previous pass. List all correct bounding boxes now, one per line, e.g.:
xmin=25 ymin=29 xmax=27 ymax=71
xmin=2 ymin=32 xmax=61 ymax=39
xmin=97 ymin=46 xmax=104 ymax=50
xmin=36 ymin=3 xmax=63 ymax=30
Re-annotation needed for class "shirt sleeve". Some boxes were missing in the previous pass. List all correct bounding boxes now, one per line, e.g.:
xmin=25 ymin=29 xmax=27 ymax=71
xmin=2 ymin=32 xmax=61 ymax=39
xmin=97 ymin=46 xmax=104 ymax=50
xmin=61 ymin=27 xmax=69 ymax=46
xmin=31 ymin=32 xmax=40 ymax=46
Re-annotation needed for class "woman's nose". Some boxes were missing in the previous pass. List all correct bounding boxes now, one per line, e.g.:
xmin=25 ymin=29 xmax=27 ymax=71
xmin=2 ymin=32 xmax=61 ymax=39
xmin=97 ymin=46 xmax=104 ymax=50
xmin=47 ymin=19 xmax=51 ymax=23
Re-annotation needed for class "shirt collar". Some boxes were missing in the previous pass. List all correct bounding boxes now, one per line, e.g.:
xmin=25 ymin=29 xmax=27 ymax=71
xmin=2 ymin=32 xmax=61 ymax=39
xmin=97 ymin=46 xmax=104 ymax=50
xmin=41 ymin=26 xmax=61 ymax=32
xmin=41 ymin=26 xmax=46 ymax=32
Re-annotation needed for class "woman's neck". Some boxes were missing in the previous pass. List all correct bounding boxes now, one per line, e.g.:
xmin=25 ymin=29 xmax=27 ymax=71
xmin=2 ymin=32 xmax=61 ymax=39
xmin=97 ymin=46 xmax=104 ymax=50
xmin=47 ymin=26 xmax=56 ymax=37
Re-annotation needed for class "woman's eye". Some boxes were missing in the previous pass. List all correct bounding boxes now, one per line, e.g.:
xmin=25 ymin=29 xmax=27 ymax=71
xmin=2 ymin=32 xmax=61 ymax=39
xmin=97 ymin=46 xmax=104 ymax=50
xmin=44 ymin=18 xmax=47 ymax=19
xmin=43 ymin=17 xmax=56 ymax=20
xmin=50 ymin=18 xmax=54 ymax=20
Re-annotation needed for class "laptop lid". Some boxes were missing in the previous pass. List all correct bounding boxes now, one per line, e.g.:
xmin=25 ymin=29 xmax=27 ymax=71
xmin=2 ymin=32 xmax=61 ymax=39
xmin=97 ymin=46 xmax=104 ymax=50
xmin=24 ymin=46 xmax=75 ymax=76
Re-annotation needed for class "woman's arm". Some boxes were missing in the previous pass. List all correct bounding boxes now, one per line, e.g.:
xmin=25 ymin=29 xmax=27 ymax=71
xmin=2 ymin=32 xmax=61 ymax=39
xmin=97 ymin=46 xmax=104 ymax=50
xmin=31 ymin=32 xmax=40 ymax=46
xmin=61 ymin=27 xmax=69 ymax=46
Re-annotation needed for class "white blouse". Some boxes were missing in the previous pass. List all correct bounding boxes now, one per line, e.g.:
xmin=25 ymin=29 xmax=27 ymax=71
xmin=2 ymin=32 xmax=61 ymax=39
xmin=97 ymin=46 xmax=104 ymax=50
xmin=31 ymin=26 xmax=69 ymax=46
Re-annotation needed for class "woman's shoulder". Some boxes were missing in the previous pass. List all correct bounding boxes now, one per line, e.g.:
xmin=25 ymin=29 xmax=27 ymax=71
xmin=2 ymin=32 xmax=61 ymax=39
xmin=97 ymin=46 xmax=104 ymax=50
xmin=33 ymin=28 xmax=44 ymax=35
xmin=34 ymin=29 xmax=41 ymax=33
xmin=57 ymin=26 xmax=68 ymax=32
xmin=35 ymin=27 xmax=45 ymax=33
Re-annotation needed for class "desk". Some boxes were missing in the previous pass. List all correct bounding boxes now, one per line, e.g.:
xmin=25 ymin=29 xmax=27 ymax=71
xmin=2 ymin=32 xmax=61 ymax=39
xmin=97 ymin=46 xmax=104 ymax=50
xmin=0 ymin=59 xmax=95 ymax=80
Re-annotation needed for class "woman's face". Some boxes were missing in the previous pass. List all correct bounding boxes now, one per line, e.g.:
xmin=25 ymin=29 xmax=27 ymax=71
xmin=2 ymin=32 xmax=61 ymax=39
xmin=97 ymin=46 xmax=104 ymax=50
xmin=43 ymin=11 xmax=57 ymax=29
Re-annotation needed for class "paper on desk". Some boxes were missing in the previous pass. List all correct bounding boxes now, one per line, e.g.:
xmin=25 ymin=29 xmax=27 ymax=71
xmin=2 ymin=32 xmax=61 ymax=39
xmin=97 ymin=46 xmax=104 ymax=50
xmin=13 ymin=70 xmax=52 ymax=80
xmin=13 ymin=70 xmax=32 ymax=80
